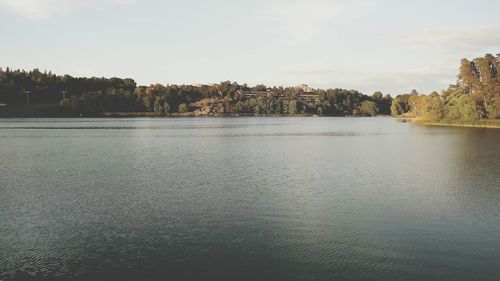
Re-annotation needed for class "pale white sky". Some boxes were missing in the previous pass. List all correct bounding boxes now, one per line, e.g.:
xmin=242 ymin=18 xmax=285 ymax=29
xmin=0 ymin=0 xmax=499 ymax=95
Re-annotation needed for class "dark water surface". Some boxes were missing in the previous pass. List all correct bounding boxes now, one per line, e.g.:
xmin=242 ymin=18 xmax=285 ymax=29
xmin=1 ymin=117 xmax=499 ymax=281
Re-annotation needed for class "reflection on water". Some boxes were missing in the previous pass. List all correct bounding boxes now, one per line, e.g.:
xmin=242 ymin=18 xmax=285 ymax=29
xmin=0 ymin=117 xmax=499 ymax=281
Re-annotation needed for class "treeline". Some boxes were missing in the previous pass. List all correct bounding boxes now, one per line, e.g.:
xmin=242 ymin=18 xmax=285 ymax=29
xmin=391 ymin=54 xmax=500 ymax=121
xmin=1 ymin=55 xmax=498 ymax=119
xmin=133 ymin=85 xmax=392 ymax=116
xmin=0 ymin=68 xmax=393 ymax=117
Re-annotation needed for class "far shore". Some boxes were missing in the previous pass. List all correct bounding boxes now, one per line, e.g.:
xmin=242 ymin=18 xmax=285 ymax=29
xmin=2 ymin=105 xmax=499 ymax=129
xmin=100 ymin=112 xmax=351 ymax=118
xmin=0 ymin=105 xmax=374 ymax=118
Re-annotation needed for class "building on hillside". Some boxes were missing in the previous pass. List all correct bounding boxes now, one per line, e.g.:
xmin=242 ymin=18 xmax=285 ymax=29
xmin=296 ymin=84 xmax=314 ymax=93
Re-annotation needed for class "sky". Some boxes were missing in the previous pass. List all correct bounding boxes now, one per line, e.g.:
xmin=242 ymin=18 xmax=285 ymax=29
xmin=0 ymin=0 xmax=499 ymax=95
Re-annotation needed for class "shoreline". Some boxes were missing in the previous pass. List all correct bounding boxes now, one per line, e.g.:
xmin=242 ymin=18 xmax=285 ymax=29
xmin=1 ymin=106 xmax=498 ymax=128
xmin=0 ymin=113 xmax=373 ymax=118
xmin=0 ymin=106 xmax=376 ymax=118
xmin=402 ymin=119 xmax=500 ymax=129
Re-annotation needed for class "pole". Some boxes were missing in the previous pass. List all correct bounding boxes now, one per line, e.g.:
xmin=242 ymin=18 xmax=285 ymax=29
xmin=25 ymin=91 xmax=31 ymax=105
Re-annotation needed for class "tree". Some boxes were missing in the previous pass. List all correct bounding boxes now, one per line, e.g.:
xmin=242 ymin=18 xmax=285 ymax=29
xmin=255 ymin=96 xmax=266 ymax=116
xmin=164 ymin=101 xmax=171 ymax=115
xmin=153 ymin=99 xmax=164 ymax=113
xmin=391 ymin=98 xmax=402 ymax=116
xmin=178 ymin=103 xmax=188 ymax=114
xmin=282 ymin=100 xmax=289 ymax=114
xmin=59 ymin=97 xmax=78 ymax=112
xmin=422 ymin=93 xmax=444 ymax=121
xmin=359 ymin=100 xmax=379 ymax=116
xmin=235 ymin=101 xmax=243 ymax=114
xmin=444 ymin=89 xmax=481 ymax=121
xmin=288 ymin=100 xmax=298 ymax=115
xmin=372 ymin=91 xmax=383 ymax=101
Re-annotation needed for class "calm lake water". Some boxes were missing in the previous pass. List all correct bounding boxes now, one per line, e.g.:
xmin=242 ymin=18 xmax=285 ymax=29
xmin=0 ymin=117 xmax=499 ymax=281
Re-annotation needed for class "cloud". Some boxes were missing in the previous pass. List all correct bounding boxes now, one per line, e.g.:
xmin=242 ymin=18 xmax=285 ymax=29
xmin=287 ymin=69 xmax=339 ymax=75
xmin=406 ymin=24 xmax=500 ymax=53
xmin=0 ymin=0 xmax=135 ymax=19
xmin=261 ymin=0 xmax=344 ymax=43
xmin=260 ymin=0 xmax=377 ymax=44
xmin=285 ymin=66 xmax=457 ymax=95
xmin=351 ymin=71 xmax=456 ymax=95
xmin=0 ymin=0 xmax=69 ymax=19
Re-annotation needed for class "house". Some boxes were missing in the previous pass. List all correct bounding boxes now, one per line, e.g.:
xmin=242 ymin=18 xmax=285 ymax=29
xmin=296 ymin=84 xmax=314 ymax=93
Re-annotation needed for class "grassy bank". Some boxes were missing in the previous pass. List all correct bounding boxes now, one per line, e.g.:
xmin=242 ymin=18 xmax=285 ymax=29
xmin=402 ymin=118 xmax=500 ymax=129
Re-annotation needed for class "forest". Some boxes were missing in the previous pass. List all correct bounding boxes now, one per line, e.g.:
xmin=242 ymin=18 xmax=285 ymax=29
xmin=391 ymin=54 xmax=500 ymax=123
xmin=0 ymin=68 xmax=391 ymax=117
xmin=0 ymin=54 xmax=498 ymax=121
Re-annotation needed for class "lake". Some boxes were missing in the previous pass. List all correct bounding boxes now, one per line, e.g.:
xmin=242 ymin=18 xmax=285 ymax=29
xmin=0 ymin=117 xmax=499 ymax=281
